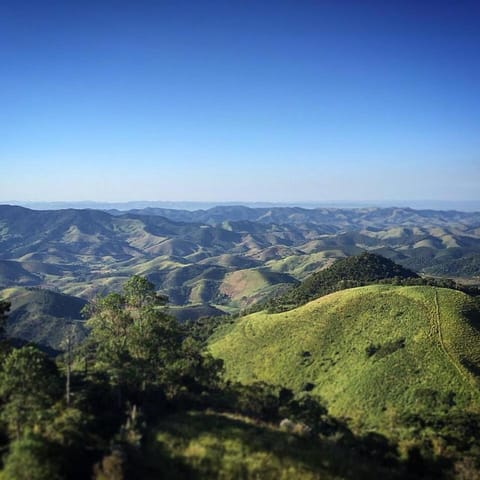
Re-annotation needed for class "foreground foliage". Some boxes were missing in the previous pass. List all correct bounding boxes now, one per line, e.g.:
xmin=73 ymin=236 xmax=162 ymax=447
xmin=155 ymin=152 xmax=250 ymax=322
xmin=0 ymin=276 xmax=479 ymax=478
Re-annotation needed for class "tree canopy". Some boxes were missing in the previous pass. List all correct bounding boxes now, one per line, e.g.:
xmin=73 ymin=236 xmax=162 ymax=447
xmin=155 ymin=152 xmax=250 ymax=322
xmin=83 ymin=275 xmax=222 ymax=399
xmin=0 ymin=346 xmax=61 ymax=439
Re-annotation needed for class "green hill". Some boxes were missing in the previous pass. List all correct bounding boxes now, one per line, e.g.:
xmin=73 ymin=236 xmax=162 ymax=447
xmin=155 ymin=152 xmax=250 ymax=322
xmin=266 ymin=252 xmax=418 ymax=311
xmin=0 ymin=287 xmax=88 ymax=352
xmin=209 ymin=285 xmax=480 ymax=433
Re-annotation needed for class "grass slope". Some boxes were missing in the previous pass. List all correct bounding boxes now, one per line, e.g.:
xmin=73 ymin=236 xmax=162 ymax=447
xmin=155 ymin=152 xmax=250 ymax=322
xmin=209 ymin=285 xmax=480 ymax=432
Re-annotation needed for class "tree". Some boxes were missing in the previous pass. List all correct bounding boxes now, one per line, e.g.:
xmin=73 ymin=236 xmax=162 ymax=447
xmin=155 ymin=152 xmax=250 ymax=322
xmin=84 ymin=276 xmax=182 ymax=400
xmin=122 ymin=275 xmax=167 ymax=309
xmin=0 ymin=299 xmax=11 ymax=350
xmin=170 ymin=336 xmax=223 ymax=392
xmin=0 ymin=433 xmax=61 ymax=480
xmin=0 ymin=346 xmax=62 ymax=439
xmin=84 ymin=275 xmax=225 ymax=408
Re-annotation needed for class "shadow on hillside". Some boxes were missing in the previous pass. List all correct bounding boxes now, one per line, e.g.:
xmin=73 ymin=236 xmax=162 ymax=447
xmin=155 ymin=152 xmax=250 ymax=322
xmin=143 ymin=411 xmax=450 ymax=480
xmin=462 ymin=301 xmax=480 ymax=332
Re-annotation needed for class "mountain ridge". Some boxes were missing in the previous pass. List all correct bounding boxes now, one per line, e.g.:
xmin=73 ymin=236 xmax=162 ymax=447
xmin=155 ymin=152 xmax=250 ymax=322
xmin=1 ymin=204 xmax=479 ymax=310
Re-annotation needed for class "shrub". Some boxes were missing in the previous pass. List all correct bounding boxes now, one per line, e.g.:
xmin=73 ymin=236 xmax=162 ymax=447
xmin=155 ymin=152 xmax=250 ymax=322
xmin=93 ymin=448 xmax=127 ymax=480
xmin=0 ymin=434 xmax=61 ymax=480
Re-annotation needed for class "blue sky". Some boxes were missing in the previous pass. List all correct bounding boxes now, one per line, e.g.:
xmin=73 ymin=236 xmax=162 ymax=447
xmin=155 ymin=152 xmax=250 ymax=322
xmin=1 ymin=0 xmax=479 ymax=203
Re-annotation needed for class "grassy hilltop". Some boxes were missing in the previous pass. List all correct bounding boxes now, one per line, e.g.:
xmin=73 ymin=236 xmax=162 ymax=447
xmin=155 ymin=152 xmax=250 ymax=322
xmin=209 ymin=285 xmax=480 ymax=432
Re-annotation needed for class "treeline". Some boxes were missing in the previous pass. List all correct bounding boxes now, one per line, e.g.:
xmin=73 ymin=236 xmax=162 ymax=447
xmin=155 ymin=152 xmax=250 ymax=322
xmin=249 ymin=253 xmax=479 ymax=313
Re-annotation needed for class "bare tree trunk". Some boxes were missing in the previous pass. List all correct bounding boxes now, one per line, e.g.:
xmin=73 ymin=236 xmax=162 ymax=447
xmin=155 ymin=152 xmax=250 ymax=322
xmin=66 ymin=354 xmax=71 ymax=406
xmin=65 ymin=322 xmax=74 ymax=406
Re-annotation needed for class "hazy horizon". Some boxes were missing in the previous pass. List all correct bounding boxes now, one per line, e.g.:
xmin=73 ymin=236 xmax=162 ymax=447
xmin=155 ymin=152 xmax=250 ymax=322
xmin=3 ymin=199 xmax=480 ymax=212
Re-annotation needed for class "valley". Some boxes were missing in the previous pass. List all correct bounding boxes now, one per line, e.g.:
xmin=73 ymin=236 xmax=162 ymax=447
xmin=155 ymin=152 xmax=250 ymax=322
xmin=1 ymin=204 xmax=479 ymax=315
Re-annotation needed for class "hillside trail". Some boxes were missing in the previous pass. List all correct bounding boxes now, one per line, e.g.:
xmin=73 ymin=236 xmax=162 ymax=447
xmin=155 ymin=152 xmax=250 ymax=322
xmin=241 ymin=318 xmax=262 ymax=347
xmin=432 ymin=288 xmax=479 ymax=396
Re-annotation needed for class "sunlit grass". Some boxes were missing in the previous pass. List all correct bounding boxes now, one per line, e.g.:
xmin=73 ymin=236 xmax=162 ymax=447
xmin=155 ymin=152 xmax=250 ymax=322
xmin=209 ymin=285 xmax=480 ymax=433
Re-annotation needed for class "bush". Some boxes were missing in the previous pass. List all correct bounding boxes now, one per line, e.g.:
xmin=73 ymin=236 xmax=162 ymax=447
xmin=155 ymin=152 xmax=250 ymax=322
xmin=0 ymin=434 xmax=61 ymax=480
xmin=93 ymin=448 xmax=127 ymax=480
xmin=279 ymin=418 xmax=312 ymax=437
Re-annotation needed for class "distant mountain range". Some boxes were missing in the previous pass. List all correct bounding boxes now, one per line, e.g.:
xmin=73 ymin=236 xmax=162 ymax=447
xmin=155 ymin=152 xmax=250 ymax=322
xmin=2 ymin=204 xmax=479 ymax=476
xmin=0 ymin=204 xmax=479 ymax=312
xmin=5 ymin=200 xmax=480 ymax=211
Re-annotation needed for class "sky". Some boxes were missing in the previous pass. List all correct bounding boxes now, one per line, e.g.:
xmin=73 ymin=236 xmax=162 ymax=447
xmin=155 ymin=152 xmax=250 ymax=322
xmin=1 ymin=0 xmax=479 ymax=204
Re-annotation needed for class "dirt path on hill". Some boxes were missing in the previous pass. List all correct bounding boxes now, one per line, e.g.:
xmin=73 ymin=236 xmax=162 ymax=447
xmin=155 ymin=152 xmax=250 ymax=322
xmin=433 ymin=288 xmax=478 ymax=394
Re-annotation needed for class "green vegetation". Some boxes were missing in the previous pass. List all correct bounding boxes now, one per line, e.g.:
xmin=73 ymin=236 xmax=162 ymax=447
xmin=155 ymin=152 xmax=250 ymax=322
xmin=83 ymin=276 xmax=222 ymax=401
xmin=0 ymin=275 xmax=226 ymax=479
xmin=425 ymin=253 xmax=480 ymax=277
xmin=145 ymin=411 xmax=402 ymax=480
xmin=0 ymin=346 xmax=62 ymax=439
xmin=0 ymin=434 xmax=62 ymax=480
xmin=0 ymin=274 xmax=479 ymax=478
xmin=262 ymin=252 xmax=418 ymax=312
xmin=209 ymin=285 xmax=480 ymax=432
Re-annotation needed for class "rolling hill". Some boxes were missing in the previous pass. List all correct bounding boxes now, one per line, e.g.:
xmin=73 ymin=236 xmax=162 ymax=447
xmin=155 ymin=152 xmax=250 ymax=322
xmin=1 ymin=205 xmax=479 ymax=314
xmin=209 ymin=285 xmax=480 ymax=433
xmin=0 ymin=260 xmax=41 ymax=286
xmin=0 ymin=287 xmax=88 ymax=352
